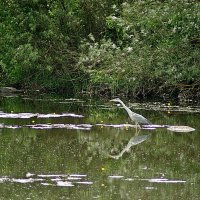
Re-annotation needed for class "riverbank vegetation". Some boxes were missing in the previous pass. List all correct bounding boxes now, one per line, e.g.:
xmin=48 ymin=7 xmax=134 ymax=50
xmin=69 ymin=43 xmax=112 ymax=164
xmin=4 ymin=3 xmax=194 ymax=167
xmin=1 ymin=0 xmax=199 ymax=100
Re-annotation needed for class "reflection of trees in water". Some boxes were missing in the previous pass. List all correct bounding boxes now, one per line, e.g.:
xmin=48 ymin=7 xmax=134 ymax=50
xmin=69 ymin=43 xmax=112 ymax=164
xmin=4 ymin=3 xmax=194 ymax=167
xmin=77 ymin=129 xmax=125 ymax=160
xmin=77 ymin=127 xmax=150 ymax=161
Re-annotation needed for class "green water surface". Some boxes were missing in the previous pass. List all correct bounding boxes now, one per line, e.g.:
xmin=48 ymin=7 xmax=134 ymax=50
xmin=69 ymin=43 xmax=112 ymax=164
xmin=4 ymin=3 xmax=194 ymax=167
xmin=0 ymin=95 xmax=200 ymax=200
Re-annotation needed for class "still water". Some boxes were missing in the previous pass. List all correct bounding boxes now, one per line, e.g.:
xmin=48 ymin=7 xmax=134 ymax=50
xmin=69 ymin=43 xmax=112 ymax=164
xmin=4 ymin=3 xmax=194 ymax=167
xmin=0 ymin=95 xmax=200 ymax=200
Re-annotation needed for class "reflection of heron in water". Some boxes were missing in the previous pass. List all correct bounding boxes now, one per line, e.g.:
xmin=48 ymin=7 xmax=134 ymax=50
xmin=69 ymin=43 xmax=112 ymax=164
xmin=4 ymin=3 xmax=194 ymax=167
xmin=110 ymin=98 xmax=152 ymax=128
xmin=109 ymin=134 xmax=150 ymax=159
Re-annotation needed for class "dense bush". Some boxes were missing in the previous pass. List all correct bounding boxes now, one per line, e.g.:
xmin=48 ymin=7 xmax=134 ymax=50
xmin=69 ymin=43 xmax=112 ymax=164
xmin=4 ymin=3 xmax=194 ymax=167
xmin=1 ymin=0 xmax=82 ymax=91
xmin=79 ymin=0 xmax=200 ymax=98
xmin=1 ymin=0 xmax=199 ymax=99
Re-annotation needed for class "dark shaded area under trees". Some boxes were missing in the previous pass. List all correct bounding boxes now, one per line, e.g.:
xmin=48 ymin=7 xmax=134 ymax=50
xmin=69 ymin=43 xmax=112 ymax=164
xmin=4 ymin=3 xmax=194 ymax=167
xmin=0 ymin=0 xmax=199 ymax=101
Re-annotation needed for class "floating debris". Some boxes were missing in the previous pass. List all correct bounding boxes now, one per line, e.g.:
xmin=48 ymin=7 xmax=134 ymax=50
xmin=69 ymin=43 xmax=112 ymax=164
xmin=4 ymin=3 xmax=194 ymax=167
xmin=142 ymin=124 xmax=167 ymax=129
xmin=67 ymin=177 xmax=82 ymax=180
xmin=129 ymin=102 xmax=200 ymax=113
xmin=0 ymin=123 xmax=92 ymax=130
xmin=26 ymin=172 xmax=35 ymax=178
xmin=167 ymin=126 xmax=195 ymax=133
xmin=148 ymin=178 xmax=186 ymax=183
xmin=37 ymin=174 xmax=73 ymax=178
xmin=37 ymin=113 xmax=84 ymax=118
xmin=0 ymin=124 xmax=21 ymax=129
xmin=26 ymin=124 xmax=92 ymax=130
xmin=0 ymin=173 xmax=92 ymax=187
xmin=12 ymin=178 xmax=43 ymax=183
xmin=124 ymin=178 xmax=134 ymax=181
xmin=41 ymin=183 xmax=54 ymax=186
xmin=65 ymin=98 xmax=84 ymax=102
xmin=1 ymin=122 xmax=195 ymax=133
xmin=51 ymin=178 xmax=62 ymax=181
xmin=96 ymin=123 xmax=136 ymax=128
xmin=96 ymin=123 xmax=165 ymax=130
xmin=0 ymin=177 xmax=9 ymax=183
xmin=108 ymin=175 xmax=124 ymax=179
xmin=0 ymin=112 xmax=37 ymax=119
xmin=57 ymin=98 xmax=85 ymax=104
xmin=69 ymin=174 xmax=87 ymax=177
xmin=145 ymin=186 xmax=156 ymax=190
xmin=123 ymin=177 xmax=186 ymax=184
xmin=75 ymin=181 xmax=93 ymax=185
xmin=0 ymin=112 xmax=83 ymax=119
xmin=56 ymin=181 xmax=74 ymax=187
xmin=142 ymin=127 xmax=156 ymax=130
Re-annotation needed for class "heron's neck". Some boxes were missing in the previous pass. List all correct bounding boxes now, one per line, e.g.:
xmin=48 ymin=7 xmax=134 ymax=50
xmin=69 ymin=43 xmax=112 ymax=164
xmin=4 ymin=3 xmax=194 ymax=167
xmin=119 ymin=101 xmax=133 ymax=114
xmin=118 ymin=100 xmax=126 ymax=108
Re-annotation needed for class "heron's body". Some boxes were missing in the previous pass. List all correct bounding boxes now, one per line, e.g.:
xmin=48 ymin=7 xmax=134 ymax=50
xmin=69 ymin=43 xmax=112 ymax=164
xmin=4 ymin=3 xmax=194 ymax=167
xmin=110 ymin=98 xmax=151 ymax=126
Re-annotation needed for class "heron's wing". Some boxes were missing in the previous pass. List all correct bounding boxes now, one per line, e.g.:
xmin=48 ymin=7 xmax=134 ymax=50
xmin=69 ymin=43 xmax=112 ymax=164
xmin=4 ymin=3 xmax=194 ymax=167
xmin=131 ymin=113 xmax=152 ymax=125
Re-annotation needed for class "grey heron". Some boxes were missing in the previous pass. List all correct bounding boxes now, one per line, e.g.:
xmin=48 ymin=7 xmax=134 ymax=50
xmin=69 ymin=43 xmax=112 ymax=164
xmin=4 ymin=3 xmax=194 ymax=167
xmin=110 ymin=98 xmax=151 ymax=127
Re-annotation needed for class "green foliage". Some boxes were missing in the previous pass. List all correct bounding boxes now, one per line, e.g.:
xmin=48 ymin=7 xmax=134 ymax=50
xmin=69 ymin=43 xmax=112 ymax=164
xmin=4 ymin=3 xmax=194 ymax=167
xmin=0 ymin=0 xmax=200 ymax=99
xmin=79 ymin=0 xmax=200 ymax=98
xmin=0 ymin=0 xmax=83 ymax=90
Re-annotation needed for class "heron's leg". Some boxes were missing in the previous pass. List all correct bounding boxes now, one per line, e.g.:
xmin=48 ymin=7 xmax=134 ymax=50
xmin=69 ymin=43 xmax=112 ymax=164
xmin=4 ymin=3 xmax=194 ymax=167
xmin=135 ymin=122 xmax=140 ymax=133
xmin=135 ymin=123 xmax=141 ymax=135
xmin=135 ymin=122 xmax=141 ymax=129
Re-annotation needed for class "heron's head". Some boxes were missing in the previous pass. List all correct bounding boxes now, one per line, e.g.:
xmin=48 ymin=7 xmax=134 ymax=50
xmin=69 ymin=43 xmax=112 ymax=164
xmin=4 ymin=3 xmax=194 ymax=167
xmin=110 ymin=98 xmax=122 ymax=103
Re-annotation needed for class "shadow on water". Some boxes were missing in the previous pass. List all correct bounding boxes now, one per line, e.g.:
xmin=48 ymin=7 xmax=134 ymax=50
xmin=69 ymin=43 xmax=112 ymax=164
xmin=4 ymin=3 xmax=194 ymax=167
xmin=0 ymin=95 xmax=200 ymax=200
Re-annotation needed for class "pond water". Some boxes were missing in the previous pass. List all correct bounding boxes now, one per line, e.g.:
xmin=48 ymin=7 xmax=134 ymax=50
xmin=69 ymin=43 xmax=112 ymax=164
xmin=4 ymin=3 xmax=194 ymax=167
xmin=0 ymin=95 xmax=200 ymax=200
